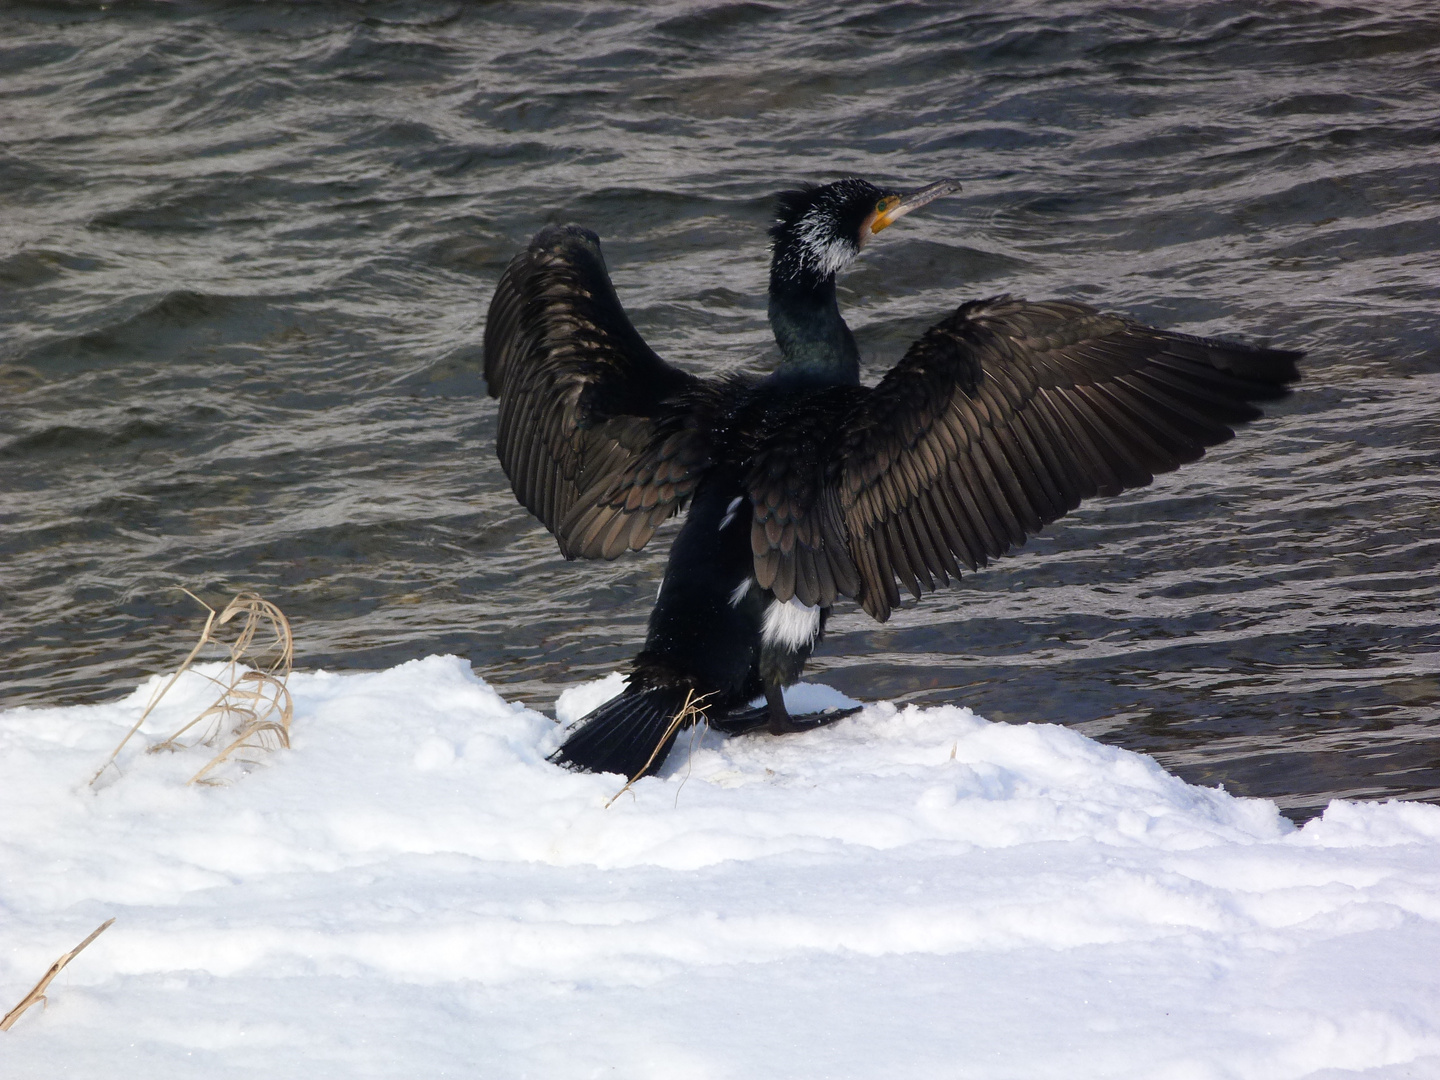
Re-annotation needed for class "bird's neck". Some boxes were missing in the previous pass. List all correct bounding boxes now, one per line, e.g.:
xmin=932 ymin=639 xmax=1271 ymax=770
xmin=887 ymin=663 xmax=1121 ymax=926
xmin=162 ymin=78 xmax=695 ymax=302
xmin=766 ymin=273 xmax=860 ymax=387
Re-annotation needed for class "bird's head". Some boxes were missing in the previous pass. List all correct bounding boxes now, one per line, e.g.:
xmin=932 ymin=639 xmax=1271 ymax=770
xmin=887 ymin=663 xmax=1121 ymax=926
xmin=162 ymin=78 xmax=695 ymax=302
xmin=769 ymin=176 xmax=961 ymax=288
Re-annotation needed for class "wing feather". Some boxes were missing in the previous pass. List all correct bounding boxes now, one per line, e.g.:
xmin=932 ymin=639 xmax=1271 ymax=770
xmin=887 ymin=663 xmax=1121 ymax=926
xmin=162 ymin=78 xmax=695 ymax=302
xmin=745 ymin=295 xmax=1300 ymax=620
xmin=483 ymin=225 xmax=717 ymax=558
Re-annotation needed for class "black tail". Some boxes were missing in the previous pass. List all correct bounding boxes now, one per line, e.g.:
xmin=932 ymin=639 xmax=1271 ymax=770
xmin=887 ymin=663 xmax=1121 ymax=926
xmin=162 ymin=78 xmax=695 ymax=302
xmin=550 ymin=685 xmax=697 ymax=781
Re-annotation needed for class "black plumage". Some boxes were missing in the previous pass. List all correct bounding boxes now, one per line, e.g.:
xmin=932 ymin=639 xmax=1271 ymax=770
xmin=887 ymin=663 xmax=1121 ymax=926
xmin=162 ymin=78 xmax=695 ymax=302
xmin=483 ymin=177 xmax=1302 ymax=781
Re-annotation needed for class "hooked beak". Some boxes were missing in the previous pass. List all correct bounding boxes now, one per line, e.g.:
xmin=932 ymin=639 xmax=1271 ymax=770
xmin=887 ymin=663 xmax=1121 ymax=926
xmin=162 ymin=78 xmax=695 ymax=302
xmin=869 ymin=178 xmax=962 ymax=234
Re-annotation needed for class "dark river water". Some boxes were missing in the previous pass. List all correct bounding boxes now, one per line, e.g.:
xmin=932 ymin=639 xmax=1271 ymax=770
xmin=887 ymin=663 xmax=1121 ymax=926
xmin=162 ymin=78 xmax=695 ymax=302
xmin=2 ymin=0 xmax=1438 ymax=820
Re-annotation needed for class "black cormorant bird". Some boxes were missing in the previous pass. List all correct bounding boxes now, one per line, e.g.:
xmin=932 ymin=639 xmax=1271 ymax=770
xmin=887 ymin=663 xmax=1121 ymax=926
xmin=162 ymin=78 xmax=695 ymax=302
xmin=483 ymin=177 xmax=1300 ymax=781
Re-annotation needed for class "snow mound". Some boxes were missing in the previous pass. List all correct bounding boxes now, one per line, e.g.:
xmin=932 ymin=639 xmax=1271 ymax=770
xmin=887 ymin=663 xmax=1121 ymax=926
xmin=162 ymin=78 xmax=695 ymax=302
xmin=2 ymin=655 xmax=1438 ymax=1078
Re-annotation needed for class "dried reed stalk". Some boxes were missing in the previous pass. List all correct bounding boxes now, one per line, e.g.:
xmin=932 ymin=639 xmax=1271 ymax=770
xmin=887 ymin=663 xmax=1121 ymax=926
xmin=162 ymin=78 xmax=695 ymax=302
xmin=0 ymin=918 xmax=114 ymax=1032
xmin=605 ymin=689 xmax=712 ymax=808
xmin=90 ymin=590 xmax=294 ymax=787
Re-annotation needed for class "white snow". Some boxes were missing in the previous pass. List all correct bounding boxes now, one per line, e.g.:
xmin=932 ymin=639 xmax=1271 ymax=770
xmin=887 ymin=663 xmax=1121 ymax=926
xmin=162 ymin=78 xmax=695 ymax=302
xmin=2 ymin=655 xmax=1439 ymax=1078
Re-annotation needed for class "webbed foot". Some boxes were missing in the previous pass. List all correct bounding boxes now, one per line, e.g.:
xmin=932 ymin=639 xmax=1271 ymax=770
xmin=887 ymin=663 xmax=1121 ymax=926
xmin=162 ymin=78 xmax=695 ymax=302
xmin=707 ymin=704 xmax=770 ymax=735
xmin=759 ymin=684 xmax=859 ymax=735
xmin=766 ymin=705 xmax=861 ymax=735
xmin=709 ymin=690 xmax=863 ymax=737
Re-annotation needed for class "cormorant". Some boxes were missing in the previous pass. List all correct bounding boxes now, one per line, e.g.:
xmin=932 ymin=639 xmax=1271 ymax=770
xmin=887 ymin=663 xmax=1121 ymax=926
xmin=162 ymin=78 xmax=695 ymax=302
xmin=483 ymin=177 xmax=1301 ymax=781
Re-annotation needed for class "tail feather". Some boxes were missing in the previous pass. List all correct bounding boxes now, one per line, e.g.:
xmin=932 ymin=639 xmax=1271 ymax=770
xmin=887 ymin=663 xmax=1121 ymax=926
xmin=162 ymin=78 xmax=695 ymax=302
xmin=550 ymin=686 xmax=696 ymax=781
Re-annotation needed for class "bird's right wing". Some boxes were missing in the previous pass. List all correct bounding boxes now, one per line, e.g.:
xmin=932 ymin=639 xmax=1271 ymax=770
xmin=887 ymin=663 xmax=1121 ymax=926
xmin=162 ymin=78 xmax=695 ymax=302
xmin=747 ymin=295 xmax=1302 ymax=620
xmin=484 ymin=225 xmax=713 ymax=559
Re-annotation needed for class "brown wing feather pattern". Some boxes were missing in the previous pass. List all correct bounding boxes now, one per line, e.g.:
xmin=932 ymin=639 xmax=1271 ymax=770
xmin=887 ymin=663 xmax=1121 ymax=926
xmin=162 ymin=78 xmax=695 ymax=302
xmin=483 ymin=225 xmax=708 ymax=558
xmin=559 ymin=382 xmax=730 ymax=559
xmin=749 ymin=295 xmax=1301 ymax=621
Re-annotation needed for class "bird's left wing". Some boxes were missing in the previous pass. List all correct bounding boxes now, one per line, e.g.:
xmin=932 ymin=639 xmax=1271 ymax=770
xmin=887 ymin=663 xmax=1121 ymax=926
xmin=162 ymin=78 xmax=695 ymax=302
xmin=746 ymin=295 xmax=1301 ymax=620
xmin=484 ymin=225 xmax=714 ymax=559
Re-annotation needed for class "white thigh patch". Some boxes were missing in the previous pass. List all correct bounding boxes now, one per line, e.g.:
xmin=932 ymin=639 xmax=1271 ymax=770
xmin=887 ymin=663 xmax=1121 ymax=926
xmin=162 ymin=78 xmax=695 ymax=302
xmin=761 ymin=597 xmax=821 ymax=649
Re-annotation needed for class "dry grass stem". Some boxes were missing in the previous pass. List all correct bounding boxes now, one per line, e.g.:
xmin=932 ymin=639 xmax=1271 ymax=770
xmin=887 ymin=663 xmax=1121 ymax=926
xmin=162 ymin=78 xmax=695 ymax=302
xmin=0 ymin=918 xmax=115 ymax=1032
xmin=673 ymin=717 xmax=709 ymax=809
xmin=90 ymin=590 xmax=294 ymax=787
xmin=605 ymin=689 xmax=712 ymax=809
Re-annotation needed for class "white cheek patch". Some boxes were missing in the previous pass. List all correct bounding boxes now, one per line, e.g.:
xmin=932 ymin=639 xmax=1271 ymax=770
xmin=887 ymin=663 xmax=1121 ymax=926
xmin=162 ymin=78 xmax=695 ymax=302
xmin=719 ymin=496 xmax=744 ymax=531
xmin=792 ymin=208 xmax=858 ymax=280
xmin=728 ymin=577 xmax=754 ymax=608
xmin=761 ymin=597 xmax=821 ymax=649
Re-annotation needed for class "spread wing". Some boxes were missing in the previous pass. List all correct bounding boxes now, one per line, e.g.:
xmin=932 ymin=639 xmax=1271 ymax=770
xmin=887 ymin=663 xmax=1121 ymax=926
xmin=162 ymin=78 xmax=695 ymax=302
xmin=747 ymin=295 xmax=1302 ymax=620
xmin=483 ymin=224 xmax=714 ymax=559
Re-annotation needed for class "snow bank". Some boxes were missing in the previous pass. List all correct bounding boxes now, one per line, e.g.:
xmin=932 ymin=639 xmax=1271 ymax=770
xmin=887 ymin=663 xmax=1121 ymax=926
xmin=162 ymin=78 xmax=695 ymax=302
xmin=2 ymin=655 xmax=1437 ymax=1078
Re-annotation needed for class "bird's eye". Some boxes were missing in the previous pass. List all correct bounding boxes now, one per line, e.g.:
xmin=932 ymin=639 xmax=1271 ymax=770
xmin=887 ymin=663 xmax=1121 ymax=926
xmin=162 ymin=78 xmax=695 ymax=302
xmin=876 ymin=198 xmax=893 ymax=213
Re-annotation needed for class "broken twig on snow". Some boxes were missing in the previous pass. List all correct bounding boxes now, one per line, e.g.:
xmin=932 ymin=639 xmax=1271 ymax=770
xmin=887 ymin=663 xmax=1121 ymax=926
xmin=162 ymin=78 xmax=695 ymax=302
xmin=0 ymin=918 xmax=115 ymax=1031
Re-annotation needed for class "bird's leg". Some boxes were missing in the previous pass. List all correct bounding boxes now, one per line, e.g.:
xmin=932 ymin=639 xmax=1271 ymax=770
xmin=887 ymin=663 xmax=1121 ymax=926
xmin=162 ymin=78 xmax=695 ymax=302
xmin=765 ymin=685 xmax=792 ymax=732
xmin=765 ymin=685 xmax=861 ymax=735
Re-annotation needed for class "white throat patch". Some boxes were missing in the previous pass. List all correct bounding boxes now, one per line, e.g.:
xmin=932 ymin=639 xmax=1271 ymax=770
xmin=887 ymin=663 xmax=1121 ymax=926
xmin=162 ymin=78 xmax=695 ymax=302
xmin=761 ymin=597 xmax=822 ymax=650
